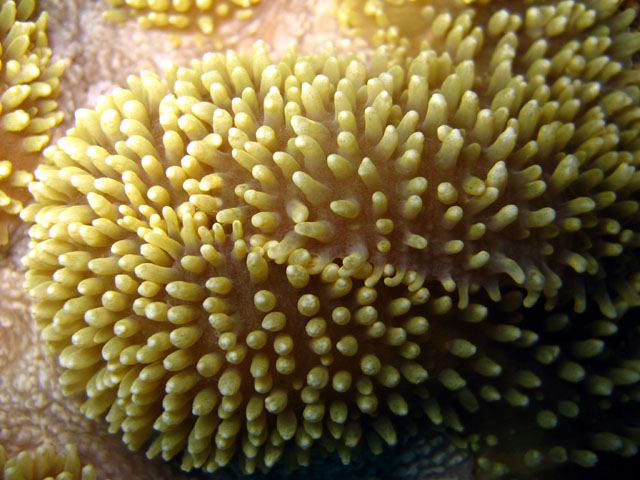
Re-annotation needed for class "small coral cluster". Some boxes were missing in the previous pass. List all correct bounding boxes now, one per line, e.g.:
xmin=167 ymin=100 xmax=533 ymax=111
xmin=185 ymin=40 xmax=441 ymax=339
xmin=0 ymin=443 xmax=105 ymax=480
xmin=104 ymin=0 xmax=261 ymax=35
xmin=19 ymin=0 xmax=640 ymax=478
xmin=335 ymin=0 xmax=473 ymax=46
xmin=261 ymin=425 xmax=472 ymax=480
xmin=0 ymin=0 xmax=63 ymax=248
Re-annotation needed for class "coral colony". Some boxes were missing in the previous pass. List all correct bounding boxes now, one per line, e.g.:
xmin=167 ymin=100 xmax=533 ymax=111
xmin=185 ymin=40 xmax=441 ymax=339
xmin=0 ymin=0 xmax=62 ymax=248
xmin=3 ymin=0 xmax=640 ymax=479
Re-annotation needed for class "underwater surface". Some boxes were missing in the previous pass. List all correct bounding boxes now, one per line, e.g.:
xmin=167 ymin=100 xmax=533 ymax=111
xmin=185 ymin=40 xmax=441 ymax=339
xmin=2 ymin=1 xmax=640 ymax=479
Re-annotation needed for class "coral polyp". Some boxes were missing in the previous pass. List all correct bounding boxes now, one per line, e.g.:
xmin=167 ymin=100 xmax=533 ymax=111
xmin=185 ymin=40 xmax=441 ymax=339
xmin=0 ymin=0 xmax=63 ymax=248
xmin=20 ymin=0 xmax=640 ymax=477
xmin=0 ymin=443 xmax=105 ymax=480
xmin=104 ymin=0 xmax=261 ymax=34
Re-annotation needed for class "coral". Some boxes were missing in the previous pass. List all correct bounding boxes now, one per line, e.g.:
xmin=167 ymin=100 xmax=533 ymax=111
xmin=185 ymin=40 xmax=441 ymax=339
xmin=333 ymin=0 xmax=466 ymax=46
xmin=104 ymin=0 xmax=261 ymax=35
xmin=19 ymin=0 xmax=640 ymax=478
xmin=258 ymin=424 xmax=473 ymax=479
xmin=0 ymin=0 xmax=64 ymax=249
xmin=0 ymin=443 xmax=106 ymax=480
xmin=335 ymin=0 xmax=436 ymax=31
xmin=0 ymin=253 xmax=31 ymax=367
xmin=447 ymin=291 xmax=640 ymax=478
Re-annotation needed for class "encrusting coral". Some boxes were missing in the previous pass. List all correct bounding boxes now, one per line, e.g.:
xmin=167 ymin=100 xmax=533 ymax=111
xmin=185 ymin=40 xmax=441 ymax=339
xmin=0 ymin=0 xmax=63 ymax=249
xmin=18 ymin=0 xmax=640 ymax=478
xmin=104 ymin=0 xmax=261 ymax=35
xmin=0 ymin=443 xmax=107 ymax=480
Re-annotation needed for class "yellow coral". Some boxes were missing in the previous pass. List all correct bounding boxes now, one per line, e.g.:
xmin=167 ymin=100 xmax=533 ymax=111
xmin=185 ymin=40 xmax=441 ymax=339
xmin=0 ymin=443 xmax=107 ymax=480
xmin=104 ymin=0 xmax=260 ymax=35
xmin=21 ymin=0 xmax=640 ymax=477
xmin=0 ymin=0 xmax=64 ymax=248
xmin=336 ymin=0 xmax=506 ymax=47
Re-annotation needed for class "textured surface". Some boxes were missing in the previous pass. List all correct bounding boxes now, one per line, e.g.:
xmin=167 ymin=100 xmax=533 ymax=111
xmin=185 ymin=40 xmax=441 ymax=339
xmin=0 ymin=243 xmax=198 ymax=480
xmin=0 ymin=0 xmax=63 ymax=249
xmin=0 ymin=1 xmax=346 ymax=479
xmin=0 ymin=1 xmax=468 ymax=480
xmin=22 ymin=42 xmax=478 ymax=476
xmin=40 ymin=0 xmax=366 ymax=135
xmin=19 ymin=0 xmax=640 ymax=478
xmin=0 ymin=1 xmax=201 ymax=476
xmin=1 ymin=443 xmax=105 ymax=480
xmin=256 ymin=425 xmax=473 ymax=480
xmin=104 ymin=0 xmax=262 ymax=35
xmin=4 ymin=0 xmax=640 ymax=479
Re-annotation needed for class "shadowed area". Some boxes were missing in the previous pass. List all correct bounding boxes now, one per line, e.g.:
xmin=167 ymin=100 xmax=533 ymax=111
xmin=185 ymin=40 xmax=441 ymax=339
xmin=0 ymin=1 xmax=469 ymax=479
